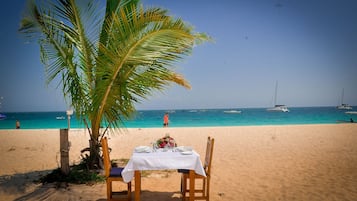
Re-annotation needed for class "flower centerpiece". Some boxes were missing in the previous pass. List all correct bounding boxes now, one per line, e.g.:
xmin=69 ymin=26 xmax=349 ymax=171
xmin=156 ymin=134 xmax=177 ymax=148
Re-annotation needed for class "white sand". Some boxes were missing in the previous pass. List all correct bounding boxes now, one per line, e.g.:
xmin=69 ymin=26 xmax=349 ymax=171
xmin=1 ymin=124 xmax=357 ymax=201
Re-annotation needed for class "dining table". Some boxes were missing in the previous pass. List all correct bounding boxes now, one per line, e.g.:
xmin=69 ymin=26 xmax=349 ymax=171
xmin=122 ymin=146 xmax=206 ymax=201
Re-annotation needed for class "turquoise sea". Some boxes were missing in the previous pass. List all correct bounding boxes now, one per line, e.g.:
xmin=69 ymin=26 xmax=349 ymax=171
xmin=0 ymin=107 xmax=356 ymax=129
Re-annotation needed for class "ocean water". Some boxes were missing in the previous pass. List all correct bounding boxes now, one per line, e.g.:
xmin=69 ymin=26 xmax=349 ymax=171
xmin=0 ymin=107 xmax=356 ymax=129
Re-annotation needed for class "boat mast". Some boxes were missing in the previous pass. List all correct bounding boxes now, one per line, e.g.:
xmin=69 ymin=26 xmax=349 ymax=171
xmin=274 ymin=81 xmax=278 ymax=106
xmin=0 ymin=96 xmax=3 ymax=112
xmin=341 ymin=88 xmax=344 ymax=105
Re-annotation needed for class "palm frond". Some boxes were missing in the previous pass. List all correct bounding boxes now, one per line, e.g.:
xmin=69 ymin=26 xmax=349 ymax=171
xmin=93 ymin=3 xmax=204 ymax=127
xmin=20 ymin=0 xmax=210 ymax=137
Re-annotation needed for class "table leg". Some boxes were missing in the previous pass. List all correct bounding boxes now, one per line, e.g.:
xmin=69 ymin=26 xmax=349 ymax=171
xmin=189 ymin=170 xmax=195 ymax=201
xmin=135 ymin=170 xmax=141 ymax=201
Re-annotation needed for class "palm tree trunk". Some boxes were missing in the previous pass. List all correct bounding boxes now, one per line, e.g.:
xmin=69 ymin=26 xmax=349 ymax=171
xmin=87 ymin=119 xmax=101 ymax=169
xmin=89 ymin=138 xmax=101 ymax=169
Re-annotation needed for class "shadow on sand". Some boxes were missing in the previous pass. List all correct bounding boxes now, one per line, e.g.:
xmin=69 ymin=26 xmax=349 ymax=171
xmin=0 ymin=170 xmax=50 ymax=194
xmin=0 ymin=170 xmax=183 ymax=201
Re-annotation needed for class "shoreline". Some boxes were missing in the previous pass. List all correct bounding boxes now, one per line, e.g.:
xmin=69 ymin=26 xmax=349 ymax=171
xmin=1 ymin=124 xmax=357 ymax=200
xmin=0 ymin=121 xmax=355 ymax=131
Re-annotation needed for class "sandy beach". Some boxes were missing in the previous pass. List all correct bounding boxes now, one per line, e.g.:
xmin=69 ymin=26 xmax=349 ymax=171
xmin=1 ymin=124 xmax=357 ymax=201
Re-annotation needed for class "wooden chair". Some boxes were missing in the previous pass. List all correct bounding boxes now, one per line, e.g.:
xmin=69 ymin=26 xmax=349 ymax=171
xmin=101 ymin=137 xmax=131 ymax=201
xmin=179 ymin=136 xmax=215 ymax=201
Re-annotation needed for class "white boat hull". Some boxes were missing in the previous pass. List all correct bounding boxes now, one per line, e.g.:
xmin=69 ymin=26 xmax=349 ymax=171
xmin=267 ymin=105 xmax=289 ymax=112
xmin=337 ymin=104 xmax=352 ymax=110
xmin=223 ymin=110 xmax=241 ymax=114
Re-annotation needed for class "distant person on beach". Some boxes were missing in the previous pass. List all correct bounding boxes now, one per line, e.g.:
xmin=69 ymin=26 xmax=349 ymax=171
xmin=163 ymin=113 xmax=169 ymax=127
xmin=351 ymin=118 xmax=354 ymax=123
xmin=16 ymin=120 xmax=20 ymax=129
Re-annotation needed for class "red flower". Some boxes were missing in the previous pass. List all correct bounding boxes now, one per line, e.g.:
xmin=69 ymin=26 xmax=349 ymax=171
xmin=156 ymin=135 xmax=177 ymax=148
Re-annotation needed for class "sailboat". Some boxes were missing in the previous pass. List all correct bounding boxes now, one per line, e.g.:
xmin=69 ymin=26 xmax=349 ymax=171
xmin=267 ymin=81 xmax=289 ymax=112
xmin=337 ymin=88 xmax=352 ymax=110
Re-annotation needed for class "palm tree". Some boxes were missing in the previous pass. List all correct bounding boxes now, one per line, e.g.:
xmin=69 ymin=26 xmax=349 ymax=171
xmin=19 ymin=0 xmax=210 ymax=168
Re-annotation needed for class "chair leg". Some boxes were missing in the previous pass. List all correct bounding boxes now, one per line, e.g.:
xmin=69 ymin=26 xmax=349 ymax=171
xmin=107 ymin=180 xmax=112 ymax=200
xmin=181 ymin=174 xmax=184 ymax=201
xmin=107 ymin=180 xmax=131 ymax=201
xmin=206 ymin=177 xmax=210 ymax=201
xmin=203 ymin=178 xmax=206 ymax=199
xmin=127 ymin=182 xmax=131 ymax=201
xmin=182 ymin=176 xmax=210 ymax=201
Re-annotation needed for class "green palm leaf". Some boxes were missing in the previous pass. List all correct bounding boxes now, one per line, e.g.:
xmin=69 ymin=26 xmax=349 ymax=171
xmin=19 ymin=0 xmax=211 ymax=168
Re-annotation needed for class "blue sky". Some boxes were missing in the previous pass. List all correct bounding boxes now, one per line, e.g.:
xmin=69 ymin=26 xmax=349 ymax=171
xmin=0 ymin=0 xmax=357 ymax=112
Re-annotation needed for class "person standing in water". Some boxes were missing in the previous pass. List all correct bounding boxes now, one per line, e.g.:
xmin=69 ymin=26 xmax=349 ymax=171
xmin=163 ymin=113 xmax=169 ymax=127
xmin=16 ymin=120 xmax=20 ymax=129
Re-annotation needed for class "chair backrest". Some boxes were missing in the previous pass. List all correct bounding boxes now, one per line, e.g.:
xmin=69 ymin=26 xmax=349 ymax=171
xmin=101 ymin=137 xmax=111 ymax=177
xmin=203 ymin=136 xmax=214 ymax=175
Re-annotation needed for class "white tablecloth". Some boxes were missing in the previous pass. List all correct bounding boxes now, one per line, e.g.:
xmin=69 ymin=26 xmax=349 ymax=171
xmin=122 ymin=149 xmax=206 ymax=183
